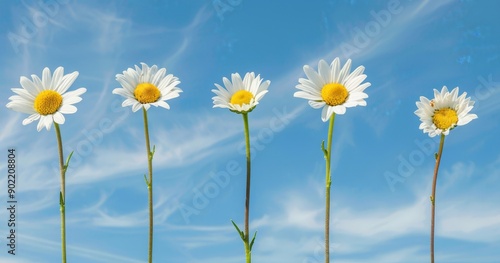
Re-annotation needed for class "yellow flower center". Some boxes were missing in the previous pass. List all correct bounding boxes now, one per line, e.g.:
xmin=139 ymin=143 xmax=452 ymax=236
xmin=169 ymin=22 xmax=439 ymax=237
xmin=33 ymin=90 xmax=63 ymax=115
xmin=432 ymin=108 xmax=458 ymax=130
xmin=134 ymin=83 xmax=161 ymax=104
xmin=321 ymin=83 xmax=349 ymax=106
xmin=230 ymin=90 xmax=253 ymax=106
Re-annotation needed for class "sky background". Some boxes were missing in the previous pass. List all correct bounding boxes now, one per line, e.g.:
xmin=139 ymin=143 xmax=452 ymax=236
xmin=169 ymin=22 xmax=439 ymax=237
xmin=1 ymin=0 xmax=499 ymax=262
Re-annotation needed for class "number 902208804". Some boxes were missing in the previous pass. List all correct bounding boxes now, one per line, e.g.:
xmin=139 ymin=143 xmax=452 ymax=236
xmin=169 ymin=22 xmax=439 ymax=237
xmin=7 ymin=149 xmax=16 ymax=199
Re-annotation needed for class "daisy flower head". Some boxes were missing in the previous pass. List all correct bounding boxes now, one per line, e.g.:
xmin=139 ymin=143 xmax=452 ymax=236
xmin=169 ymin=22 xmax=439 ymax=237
xmin=212 ymin=72 xmax=270 ymax=114
xmin=415 ymin=86 xmax=477 ymax=137
xmin=294 ymin=57 xmax=371 ymax=122
xmin=113 ymin=63 xmax=182 ymax=112
xmin=6 ymin=67 xmax=86 ymax=132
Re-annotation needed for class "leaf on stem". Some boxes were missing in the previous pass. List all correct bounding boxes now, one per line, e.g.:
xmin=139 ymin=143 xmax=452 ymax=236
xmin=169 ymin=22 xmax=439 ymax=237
xmin=231 ymin=220 xmax=245 ymax=241
xmin=144 ymin=174 xmax=150 ymax=187
xmin=64 ymin=151 xmax=74 ymax=171
xmin=321 ymin=140 xmax=328 ymax=159
xmin=249 ymin=231 xmax=257 ymax=251
xmin=150 ymin=145 xmax=156 ymax=160
xmin=59 ymin=191 xmax=65 ymax=206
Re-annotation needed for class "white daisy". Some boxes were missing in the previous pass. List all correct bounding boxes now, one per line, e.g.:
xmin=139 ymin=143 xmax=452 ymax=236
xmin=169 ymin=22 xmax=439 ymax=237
xmin=212 ymin=72 xmax=270 ymax=114
xmin=113 ymin=63 xmax=182 ymax=112
xmin=415 ymin=86 xmax=477 ymax=137
xmin=6 ymin=67 xmax=86 ymax=132
xmin=294 ymin=57 xmax=371 ymax=122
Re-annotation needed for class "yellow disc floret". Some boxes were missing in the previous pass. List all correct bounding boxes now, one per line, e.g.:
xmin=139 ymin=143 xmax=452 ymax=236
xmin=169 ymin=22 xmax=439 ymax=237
xmin=134 ymin=83 xmax=161 ymax=104
xmin=432 ymin=108 xmax=458 ymax=130
xmin=230 ymin=90 xmax=253 ymax=106
xmin=321 ymin=83 xmax=348 ymax=106
xmin=34 ymin=90 xmax=63 ymax=115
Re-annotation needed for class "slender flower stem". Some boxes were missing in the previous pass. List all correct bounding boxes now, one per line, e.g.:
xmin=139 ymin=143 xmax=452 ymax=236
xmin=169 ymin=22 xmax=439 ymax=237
xmin=54 ymin=123 xmax=67 ymax=263
xmin=142 ymin=107 xmax=154 ymax=263
xmin=324 ymin=114 xmax=336 ymax=263
xmin=430 ymin=134 xmax=446 ymax=263
xmin=242 ymin=112 xmax=252 ymax=263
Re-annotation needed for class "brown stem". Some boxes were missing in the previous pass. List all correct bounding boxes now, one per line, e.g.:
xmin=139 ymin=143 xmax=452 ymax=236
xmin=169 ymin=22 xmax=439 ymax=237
xmin=430 ymin=134 xmax=446 ymax=263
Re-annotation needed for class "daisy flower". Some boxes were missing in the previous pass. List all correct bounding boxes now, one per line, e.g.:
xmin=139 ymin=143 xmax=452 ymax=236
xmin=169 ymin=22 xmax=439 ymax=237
xmin=294 ymin=57 xmax=371 ymax=121
xmin=113 ymin=63 xmax=182 ymax=263
xmin=6 ymin=67 xmax=86 ymax=131
xmin=415 ymin=86 xmax=477 ymax=137
xmin=415 ymin=87 xmax=477 ymax=262
xmin=113 ymin=62 xmax=182 ymax=112
xmin=212 ymin=72 xmax=270 ymax=114
xmin=212 ymin=72 xmax=270 ymax=263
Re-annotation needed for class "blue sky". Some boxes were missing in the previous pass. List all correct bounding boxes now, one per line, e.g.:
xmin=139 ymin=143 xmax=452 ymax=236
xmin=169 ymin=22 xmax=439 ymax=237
xmin=1 ymin=0 xmax=499 ymax=262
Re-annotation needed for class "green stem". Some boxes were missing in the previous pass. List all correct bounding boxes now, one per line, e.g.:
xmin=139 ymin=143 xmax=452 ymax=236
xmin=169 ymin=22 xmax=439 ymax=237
xmin=242 ymin=113 xmax=252 ymax=263
xmin=324 ymin=114 xmax=336 ymax=263
xmin=54 ymin=123 xmax=67 ymax=263
xmin=143 ymin=108 xmax=154 ymax=263
xmin=430 ymin=134 xmax=446 ymax=263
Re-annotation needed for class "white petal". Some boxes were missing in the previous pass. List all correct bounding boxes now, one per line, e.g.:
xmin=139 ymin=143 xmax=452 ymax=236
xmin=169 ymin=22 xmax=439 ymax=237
xmin=458 ymin=114 xmax=477 ymax=125
xmin=345 ymin=74 xmax=367 ymax=91
xmin=222 ymin=77 xmax=235 ymax=94
xmin=64 ymin=88 xmax=86 ymax=99
xmin=330 ymin=58 xmax=340 ymax=82
xmin=254 ymin=90 xmax=268 ymax=102
xmin=6 ymin=100 xmax=36 ymax=114
xmin=343 ymin=66 xmax=365 ymax=84
xmin=22 ymin=113 xmax=40 ymax=125
xmin=232 ymin=73 xmax=245 ymax=91
xmin=42 ymin=67 xmax=52 ymax=90
xmin=11 ymin=88 xmax=35 ymax=100
xmin=294 ymin=91 xmax=321 ymax=101
xmin=59 ymin=105 xmax=77 ymax=114
xmin=157 ymin=100 xmax=171 ymax=110
xmin=332 ymin=105 xmax=346 ymax=115
xmin=256 ymin=79 xmax=270 ymax=95
xmin=348 ymin=92 xmax=368 ymax=101
xmin=304 ymin=65 xmax=325 ymax=88
xmin=337 ymin=59 xmax=352 ymax=83
xmin=53 ymin=112 xmax=65 ymax=124
xmin=56 ymin=71 xmax=79 ymax=94
xmin=151 ymin=68 xmax=167 ymax=86
xmin=309 ymin=100 xmax=326 ymax=109
xmin=113 ymin=88 xmax=132 ymax=98
xmin=321 ymin=106 xmax=330 ymax=122
xmin=20 ymin=76 xmax=42 ymax=95
xmin=132 ymin=102 xmax=143 ymax=112
xmin=318 ymin=60 xmax=332 ymax=83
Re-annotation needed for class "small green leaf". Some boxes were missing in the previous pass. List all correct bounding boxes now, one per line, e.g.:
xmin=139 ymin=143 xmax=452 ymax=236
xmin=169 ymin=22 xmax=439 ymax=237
xmin=150 ymin=145 xmax=156 ymax=160
xmin=434 ymin=153 xmax=438 ymax=160
xmin=59 ymin=191 xmax=65 ymax=206
xmin=321 ymin=140 xmax=327 ymax=158
xmin=144 ymin=174 xmax=150 ymax=187
xmin=231 ymin=220 xmax=245 ymax=241
xmin=64 ymin=151 xmax=74 ymax=170
xmin=249 ymin=231 xmax=257 ymax=251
